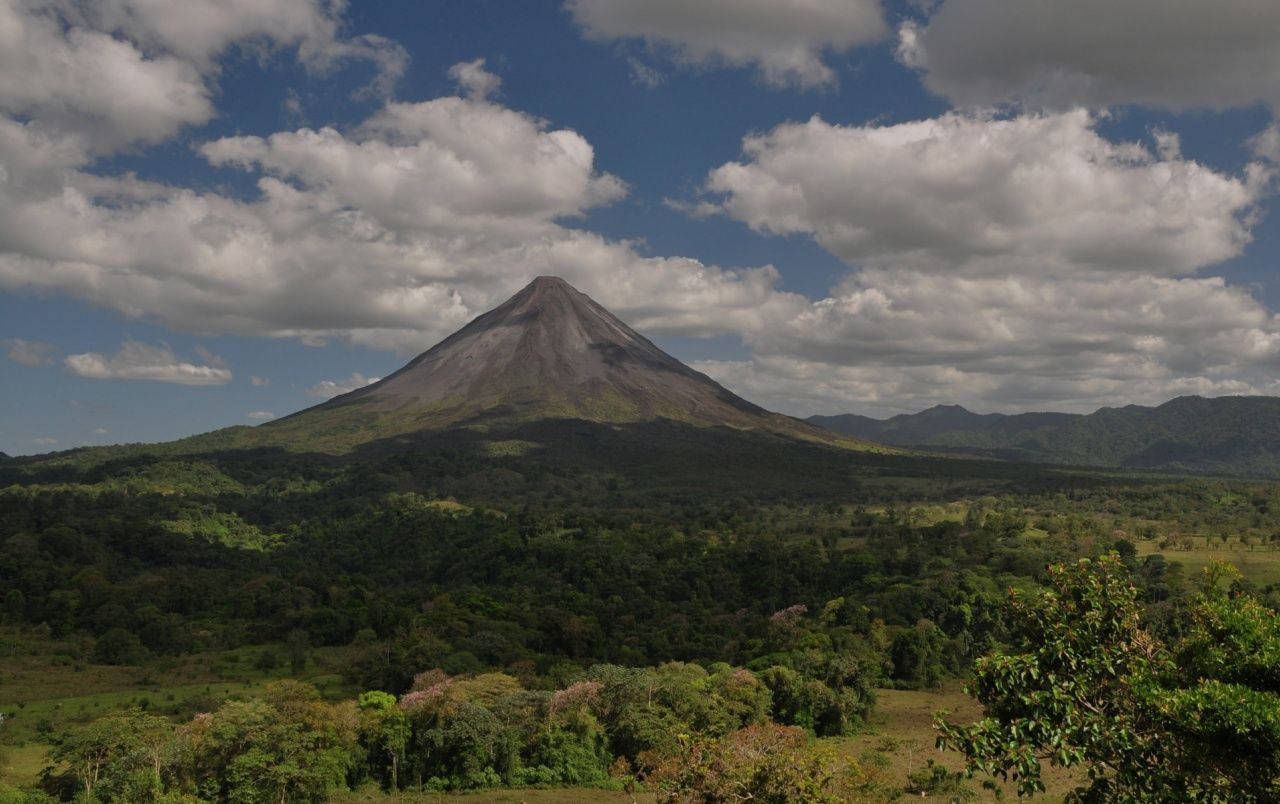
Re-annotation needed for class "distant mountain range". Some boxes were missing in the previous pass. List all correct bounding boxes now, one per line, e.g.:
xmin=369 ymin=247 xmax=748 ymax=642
xmin=808 ymin=396 xmax=1280 ymax=476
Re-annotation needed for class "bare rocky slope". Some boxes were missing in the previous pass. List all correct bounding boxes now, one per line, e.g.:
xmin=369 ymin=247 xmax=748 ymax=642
xmin=257 ymin=276 xmax=865 ymax=452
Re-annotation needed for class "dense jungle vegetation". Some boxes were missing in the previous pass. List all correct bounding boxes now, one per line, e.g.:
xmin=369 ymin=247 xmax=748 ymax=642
xmin=4 ymin=425 xmax=1280 ymax=800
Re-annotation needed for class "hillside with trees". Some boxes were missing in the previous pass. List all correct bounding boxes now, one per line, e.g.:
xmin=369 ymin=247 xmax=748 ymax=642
xmin=810 ymin=395 xmax=1280 ymax=477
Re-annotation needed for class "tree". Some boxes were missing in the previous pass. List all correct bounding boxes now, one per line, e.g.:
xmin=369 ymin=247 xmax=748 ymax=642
xmin=3 ymin=589 xmax=23 ymax=623
xmin=937 ymin=555 xmax=1280 ymax=801
xmin=48 ymin=709 xmax=172 ymax=802
xmin=357 ymin=691 xmax=409 ymax=791
xmin=175 ymin=681 xmax=357 ymax=803
xmin=640 ymin=723 xmax=866 ymax=803
xmin=285 ymin=629 xmax=309 ymax=676
xmin=93 ymin=627 xmax=150 ymax=665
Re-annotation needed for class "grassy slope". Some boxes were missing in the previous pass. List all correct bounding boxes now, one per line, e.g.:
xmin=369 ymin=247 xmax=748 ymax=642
xmin=837 ymin=684 xmax=1083 ymax=802
xmin=1136 ymin=539 xmax=1280 ymax=585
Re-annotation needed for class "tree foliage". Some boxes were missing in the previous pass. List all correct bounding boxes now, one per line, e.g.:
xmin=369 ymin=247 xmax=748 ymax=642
xmin=938 ymin=555 xmax=1280 ymax=801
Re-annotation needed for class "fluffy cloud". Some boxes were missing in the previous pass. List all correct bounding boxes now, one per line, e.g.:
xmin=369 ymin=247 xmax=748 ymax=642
xmin=676 ymin=110 xmax=1280 ymax=415
xmin=0 ymin=0 xmax=404 ymax=154
xmin=566 ymin=0 xmax=886 ymax=88
xmin=698 ymin=271 xmax=1280 ymax=416
xmin=2 ymin=337 xmax=56 ymax=366
xmin=64 ymin=340 xmax=232 ymax=385
xmin=0 ymin=70 xmax=799 ymax=353
xmin=31 ymin=436 xmax=57 ymax=446
xmin=5 ymin=0 xmax=1280 ymax=418
xmin=448 ymin=58 xmax=501 ymax=100
xmin=200 ymin=98 xmax=627 ymax=233
xmin=1254 ymin=125 xmax=1280 ymax=163
xmin=898 ymin=0 xmax=1280 ymax=111
xmin=696 ymin=110 xmax=1268 ymax=277
xmin=306 ymin=372 xmax=379 ymax=398
xmin=246 ymin=411 xmax=275 ymax=420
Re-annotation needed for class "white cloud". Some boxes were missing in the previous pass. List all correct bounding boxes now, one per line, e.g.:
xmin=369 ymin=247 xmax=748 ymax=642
xmin=251 ymin=375 xmax=271 ymax=387
xmin=92 ymin=427 xmax=109 ymax=434
xmin=696 ymin=110 xmax=1268 ymax=278
xmin=200 ymin=97 xmax=628 ymax=233
xmin=246 ymin=410 xmax=275 ymax=420
xmin=5 ymin=28 xmax=1280 ymax=418
xmin=0 ymin=0 xmax=211 ymax=152
xmin=1253 ymin=125 xmax=1280 ymax=163
xmin=566 ymin=0 xmax=886 ymax=88
xmin=64 ymin=340 xmax=232 ymax=385
xmin=2 ymin=337 xmax=57 ymax=366
xmin=306 ymin=372 xmax=380 ymax=398
xmin=700 ymin=270 xmax=1280 ymax=416
xmin=193 ymin=344 xmax=227 ymax=368
xmin=0 ymin=73 xmax=791 ymax=354
xmin=899 ymin=0 xmax=1280 ymax=112
xmin=448 ymin=58 xmax=501 ymax=100
xmin=31 ymin=436 xmax=57 ymax=446
xmin=0 ymin=0 xmax=405 ymax=154
xmin=626 ymin=57 xmax=665 ymax=88
xmin=672 ymin=109 xmax=1280 ymax=415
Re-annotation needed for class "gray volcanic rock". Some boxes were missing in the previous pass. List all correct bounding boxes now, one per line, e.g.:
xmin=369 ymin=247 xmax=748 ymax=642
xmin=324 ymin=276 xmax=766 ymax=425
xmin=265 ymin=276 xmax=848 ymax=448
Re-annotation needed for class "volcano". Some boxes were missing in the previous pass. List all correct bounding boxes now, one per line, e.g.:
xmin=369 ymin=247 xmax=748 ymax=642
xmin=258 ymin=276 xmax=853 ymax=451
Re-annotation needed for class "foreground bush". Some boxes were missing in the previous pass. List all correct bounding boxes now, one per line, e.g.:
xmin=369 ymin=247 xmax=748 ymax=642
xmin=938 ymin=555 xmax=1280 ymax=801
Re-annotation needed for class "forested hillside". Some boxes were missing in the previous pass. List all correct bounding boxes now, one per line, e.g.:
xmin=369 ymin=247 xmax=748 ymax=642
xmin=810 ymin=395 xmax=1280 ymax=476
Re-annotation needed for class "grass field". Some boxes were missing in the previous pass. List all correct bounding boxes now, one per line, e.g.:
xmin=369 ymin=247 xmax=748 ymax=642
xmin=1137 ymin=540 xmax=1280 ymax=585
xmin=0 ymin=627 xmax=357 ymax=792
xmin=834 ymin=683 xmax=1082 ymax=801
xmin=0 ymin=743 xmax=47 ymax=788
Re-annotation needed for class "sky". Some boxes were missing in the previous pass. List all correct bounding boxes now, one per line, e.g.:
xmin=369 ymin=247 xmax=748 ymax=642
xmin=3 ymin=0 xmax=1280 ymax=455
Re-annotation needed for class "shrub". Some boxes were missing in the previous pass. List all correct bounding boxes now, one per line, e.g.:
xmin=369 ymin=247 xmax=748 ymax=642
xmin=640 ymin=722 xmax=867 ymax=803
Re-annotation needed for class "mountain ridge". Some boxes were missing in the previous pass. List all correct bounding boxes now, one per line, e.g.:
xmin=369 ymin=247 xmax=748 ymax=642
xmin=808 ymin=395 xmax=1280 ymax=476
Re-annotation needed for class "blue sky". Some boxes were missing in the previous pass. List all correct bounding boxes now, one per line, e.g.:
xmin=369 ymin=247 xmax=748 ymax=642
xmin=3 ymin=0 xmax=1280 ymax=455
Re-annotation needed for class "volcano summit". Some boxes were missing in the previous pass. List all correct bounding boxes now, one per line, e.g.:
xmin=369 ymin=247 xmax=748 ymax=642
xmin=255 ymin=276 xmax=846 ymax=451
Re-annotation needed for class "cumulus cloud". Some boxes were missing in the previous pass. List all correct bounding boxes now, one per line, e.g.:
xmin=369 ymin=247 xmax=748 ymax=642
xmin=306 ymin=372 xmax=380 ymax=398
xmin=5 ymin=4 xmax=1280 ymax=419
xmin=251 ymin=375 xmax=271 ymax=387
xmin=697 ymin=270 xmax=1280 ymax=416
xmin=2 ymin=337 xmax=57 ymax=366
xmin=695 ymin=110 xmax=1269 ymax=277
xmin=0 ymin=70 xmax=795 ymax=354
xmin=246 ymin=410 xmax=275 ymax=420
xmin=898 ymin=0 xmax=1280 ymax=112
xmin=1253 ymin=125 xmax=1280 ymax=163
xmin=671 ymin=109 xmax=1280 ymax=415
xmin=448 ymin=58 xmax=501 ymax=100
xmin=200 ymin=97 xmax=628 ymax=232
xmin=0 ymin=0 xmax=405 ymax=154
xmin=64 ymin=340 xmax=232 ymax=385
xmin=566 ymin=0 xmax=886 ymax=88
